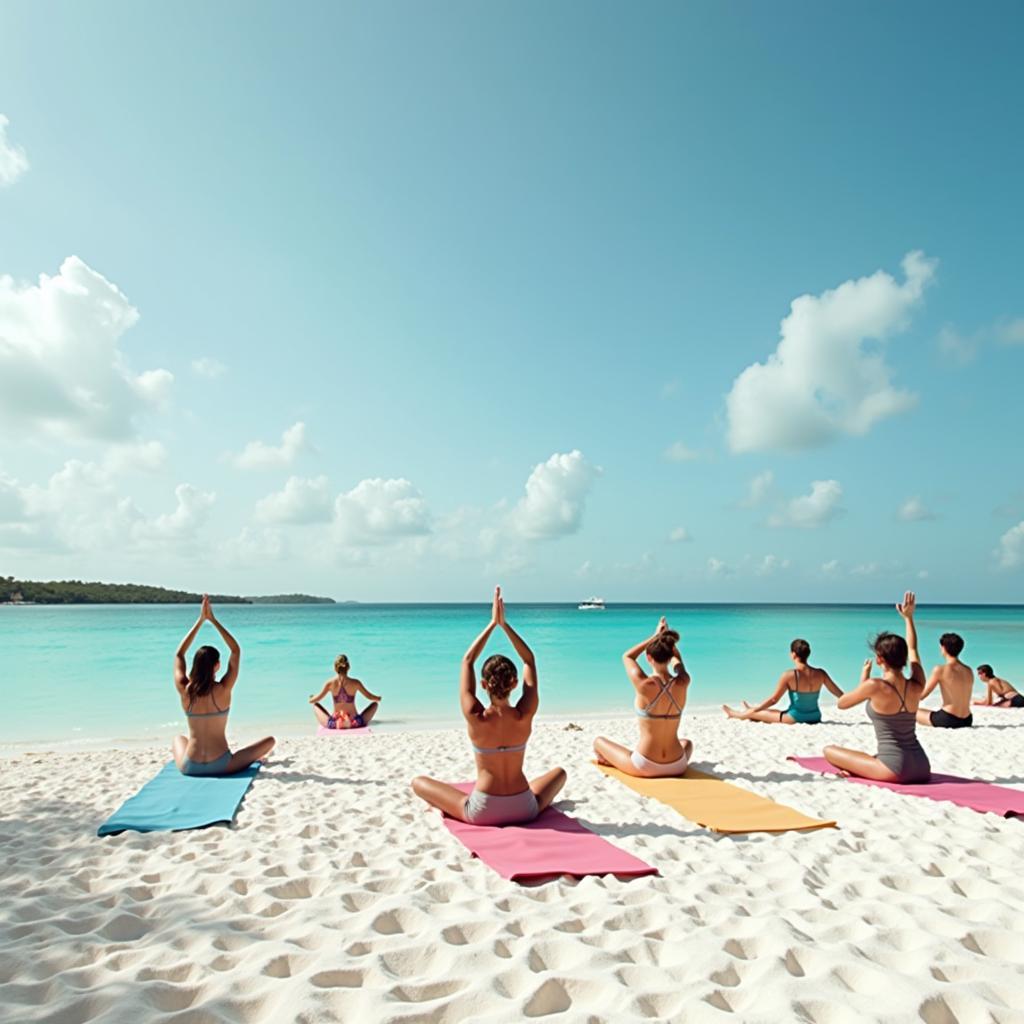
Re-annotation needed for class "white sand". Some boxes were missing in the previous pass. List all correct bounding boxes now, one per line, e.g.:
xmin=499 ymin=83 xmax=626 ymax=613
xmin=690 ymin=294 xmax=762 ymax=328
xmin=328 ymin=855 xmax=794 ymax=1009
xmin=2 ymin=708 xmax=1023 ymax=1024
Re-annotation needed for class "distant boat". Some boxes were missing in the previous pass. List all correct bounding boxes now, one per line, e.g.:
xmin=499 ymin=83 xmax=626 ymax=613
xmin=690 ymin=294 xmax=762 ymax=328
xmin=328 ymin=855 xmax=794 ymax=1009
xmin=578 ymin=596 xmax=606 ymax=611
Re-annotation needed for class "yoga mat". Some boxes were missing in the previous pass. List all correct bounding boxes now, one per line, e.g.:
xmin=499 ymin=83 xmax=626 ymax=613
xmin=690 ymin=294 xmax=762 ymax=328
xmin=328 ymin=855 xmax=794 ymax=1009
xmin=789 ymin=756 xmax=1024 ymax=819
xmin=441 ymin=782 xmax=657 ymax=883
xmin=316 ymin=725 xmax=372 ymax=736
xmin=596 ymin=764 xmax=836 ymax=834
xmin=98 ymin=761 xmax=260 ymax=836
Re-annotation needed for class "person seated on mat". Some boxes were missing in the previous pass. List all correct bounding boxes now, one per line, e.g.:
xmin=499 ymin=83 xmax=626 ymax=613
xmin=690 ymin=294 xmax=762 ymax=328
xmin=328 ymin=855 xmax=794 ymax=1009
xmin=974 ymin=664 xmax=1024 ymax=708
xmin=916 ymin=632 xmax=974 ymax=729
xmin=309 ymin=654 xmax=381 ymax=729
xmin=172 ymin=595 xmax=275 ymax=776
xmin=823 ymin=591 xmax=930 ymax=784
xmin=411 ymin=586 xmax=566 ymax=826
xmin=593 ymin=617 xmax=693 ymax=778
xmin=722 ymin=639 xmax=843 ymax=724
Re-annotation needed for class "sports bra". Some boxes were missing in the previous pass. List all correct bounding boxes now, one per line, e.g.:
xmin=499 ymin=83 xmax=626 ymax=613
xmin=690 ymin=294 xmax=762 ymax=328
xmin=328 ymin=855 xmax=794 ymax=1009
xmin=635 ymin=675 xmax=684 ymax=720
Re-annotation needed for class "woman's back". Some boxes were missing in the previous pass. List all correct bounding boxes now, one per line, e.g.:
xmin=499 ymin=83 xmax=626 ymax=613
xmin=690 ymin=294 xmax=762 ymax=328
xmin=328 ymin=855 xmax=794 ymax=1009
xmin=467 ymin=704 xmax=534 ymax=792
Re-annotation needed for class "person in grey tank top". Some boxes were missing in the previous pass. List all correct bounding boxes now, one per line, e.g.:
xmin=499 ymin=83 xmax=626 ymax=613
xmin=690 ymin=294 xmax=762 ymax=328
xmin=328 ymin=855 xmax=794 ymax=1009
xmin=823 ymin=591 xmax=931 ymax=784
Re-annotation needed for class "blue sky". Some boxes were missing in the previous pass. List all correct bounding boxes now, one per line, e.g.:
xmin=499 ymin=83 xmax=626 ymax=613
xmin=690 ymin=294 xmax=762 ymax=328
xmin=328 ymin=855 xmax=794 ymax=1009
xmin=1 ymin=1 xmax=1023 ymax=601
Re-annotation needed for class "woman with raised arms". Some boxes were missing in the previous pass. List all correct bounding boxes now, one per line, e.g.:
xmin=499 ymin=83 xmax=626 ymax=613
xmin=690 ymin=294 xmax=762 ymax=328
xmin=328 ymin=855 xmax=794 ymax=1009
xmin=411 ymin=587 xmax=566 ymax=826
xmin=593 ymin=617 xmax=693 ymax=777
xmin=823 ymin=592 xmax=931 ymax=784
xmin=172 ymin=595 xmax=276 ymax=775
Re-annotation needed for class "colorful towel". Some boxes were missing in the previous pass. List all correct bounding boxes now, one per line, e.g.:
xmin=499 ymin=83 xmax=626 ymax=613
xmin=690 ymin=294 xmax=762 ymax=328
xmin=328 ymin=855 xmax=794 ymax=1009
xmin=316 ymin=725 xmax=372 ymax=736
xmin=789 ymin=756 xmax=1024 ymax=819
xmin=98 ymin=761 xmax=260 ymax=836
xmin=596 ymin=763 xmax=835 ymax=834
xmin=441 ymin=782 xmax=657 ymax=882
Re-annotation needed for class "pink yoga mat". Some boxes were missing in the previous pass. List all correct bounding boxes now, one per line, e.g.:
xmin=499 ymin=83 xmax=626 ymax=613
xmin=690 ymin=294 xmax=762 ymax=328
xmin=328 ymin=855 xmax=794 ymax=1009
xmin=789 ymin=756 xmax=1024 ymax=819
xmin=316 ymin=725 xmax=372 ymax=736
xmin=441 ymin=782 xmax=658 ymax=883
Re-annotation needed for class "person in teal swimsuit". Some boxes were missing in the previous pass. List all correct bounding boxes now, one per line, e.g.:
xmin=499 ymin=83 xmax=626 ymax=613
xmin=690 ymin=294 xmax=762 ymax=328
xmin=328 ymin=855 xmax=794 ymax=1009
xmin=722 ymin=639 xmax=843 ymax=724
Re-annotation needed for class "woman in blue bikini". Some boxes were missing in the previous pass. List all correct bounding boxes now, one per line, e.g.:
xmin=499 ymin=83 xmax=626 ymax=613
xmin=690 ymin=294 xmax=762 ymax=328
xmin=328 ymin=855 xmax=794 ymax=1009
xmin=593 ymin=617 xmax=693 ymax=777
xmin=411 ymin=587 xmax=566 ymax=826
xmin=722 ymin=639 xmax=843 ymax=724
xmin=309 ymin=655 xmax=382 ymax=729
xmin=172 ymin=595 xmax=276 ymax=776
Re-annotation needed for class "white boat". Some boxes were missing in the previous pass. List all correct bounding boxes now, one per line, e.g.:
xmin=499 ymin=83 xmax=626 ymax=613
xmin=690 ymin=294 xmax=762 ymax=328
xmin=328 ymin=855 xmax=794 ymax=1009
xmin=577 ymin=596 xmax=606 ymax=610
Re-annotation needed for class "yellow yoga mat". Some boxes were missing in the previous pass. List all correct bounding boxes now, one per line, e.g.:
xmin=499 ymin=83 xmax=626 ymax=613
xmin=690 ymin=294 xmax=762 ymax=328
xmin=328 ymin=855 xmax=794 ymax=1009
xmin=596 ymin=764 xmax=836 ymax=834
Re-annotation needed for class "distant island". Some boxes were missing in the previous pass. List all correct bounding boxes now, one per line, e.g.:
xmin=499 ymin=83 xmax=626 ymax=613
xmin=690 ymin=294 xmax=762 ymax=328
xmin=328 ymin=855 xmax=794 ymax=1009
xmin=0 ymin=576 xmax=336 ymax=605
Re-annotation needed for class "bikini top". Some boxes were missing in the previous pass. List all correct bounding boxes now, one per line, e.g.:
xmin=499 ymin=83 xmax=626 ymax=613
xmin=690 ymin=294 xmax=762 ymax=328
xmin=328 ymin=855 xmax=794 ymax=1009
xmin=471 ymin=741 xmax=528 ymax=756
xmin=635 ymin=675 xmax=684 ymax=720
xmin=185 ymin=695 xmax=230 ymax=719
xmin=333 ymin=685 xmax=355 ymax=705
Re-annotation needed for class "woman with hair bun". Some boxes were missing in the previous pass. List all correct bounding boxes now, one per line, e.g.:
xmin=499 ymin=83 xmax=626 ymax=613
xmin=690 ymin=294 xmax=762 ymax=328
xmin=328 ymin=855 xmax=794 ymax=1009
xmin=411 ymin=587 xmax=566 ymax=826
xmin=172 ymin=595 xmax=275 ymax=775
xmin=823 ymin=591 xmax=931 ymax=783
xmin=309 ymin=653 xmax=382 ymax=729
xmin=593 ymin=617 xmax=693 ymax=777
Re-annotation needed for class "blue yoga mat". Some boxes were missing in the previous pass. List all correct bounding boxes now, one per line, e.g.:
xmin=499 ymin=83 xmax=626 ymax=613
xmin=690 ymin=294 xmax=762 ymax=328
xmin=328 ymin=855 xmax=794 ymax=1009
xmin=97 ymin=761 xmax=261 ymax=836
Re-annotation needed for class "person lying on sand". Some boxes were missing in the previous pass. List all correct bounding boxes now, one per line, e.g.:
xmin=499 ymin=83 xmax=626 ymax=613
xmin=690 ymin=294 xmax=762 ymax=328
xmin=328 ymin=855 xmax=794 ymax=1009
xmin=722 ymin=638 xmax=843 ymax=724
xmin=593 ymin=617 xmax=693 ymax=778
xmin=974 ymin=664 xmax=1024 ymax=708
xmin=411 ymin=587 xmax=565 ymax=826
xmin=172 ymin=595 xmax=275 ymax=776
xmin=916 ymin=632 xmax=974 ymax=729
xmin=309 ymin=654 xmax=381 ymax=729
xmin=823 ymin=592 xmax=930 ymax=784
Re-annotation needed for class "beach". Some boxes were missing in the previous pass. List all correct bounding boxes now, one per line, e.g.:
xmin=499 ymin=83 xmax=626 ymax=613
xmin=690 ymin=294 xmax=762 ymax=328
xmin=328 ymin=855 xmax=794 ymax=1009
xmin=2 ymin=707 xmax=1023 ymax=1023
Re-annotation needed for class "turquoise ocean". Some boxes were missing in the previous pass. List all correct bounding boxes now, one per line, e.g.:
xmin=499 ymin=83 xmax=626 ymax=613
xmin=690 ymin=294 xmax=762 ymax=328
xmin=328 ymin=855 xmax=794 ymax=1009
xmin=2 ymin=603 xmax=1022 ymax=750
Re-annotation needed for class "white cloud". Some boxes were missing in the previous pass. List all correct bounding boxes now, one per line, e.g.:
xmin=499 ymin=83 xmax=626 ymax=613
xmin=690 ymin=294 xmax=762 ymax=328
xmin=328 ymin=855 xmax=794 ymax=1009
xmin=511 ymin=450 xmax=600 ymax=540
xmin=996 ymin=319 xmax=1024 ymax=345
xmin=936 ymin=325 xmax=979 ymax=367
xmin=334 ymin=478 xmax=431 ymax=545
xmin=221 ymin=526 xmax=287 ymax=564
xmin=0 ymin=114 xmax=29 ymax=187
xmin=726 ymin=251 xmax=935 ymax=453
xmin=898 ymin=496 xmax=935 ymax=522
xmin=996 ymin=522 xmax=1024 ymax=570
xmin=664 ymin=441 xmax=700 ymax=463
xmin=668 ymin=526 xmax=692 ymax=543
xmin=756 ymin=554 xmax=790 ymax=576
xmin=821 ymin=559 xmax=840 ymax=575
xmin=147 ymin=484 xmax=215 ymax=539
xmin=0 ymin=257 xmax=173 ymax=439
xmin=233 ymin=421 xmax=310 ymax=470
xmin=102 ymin=440 xmax=168 ymax=474
xmin=742 ymin=470 xmax=774 ymax=507
xmin=255 ymin=475 xmax=332 ymax=525
xmin=768 ymin=479 xmax=843 ymax=529
xmin=708 ymin=557 xmax=730 ymax=577
xmin=191 ymin=357 xmax=227 ymax=378
xmin=851 ymin=562 xmax=879 ymax=577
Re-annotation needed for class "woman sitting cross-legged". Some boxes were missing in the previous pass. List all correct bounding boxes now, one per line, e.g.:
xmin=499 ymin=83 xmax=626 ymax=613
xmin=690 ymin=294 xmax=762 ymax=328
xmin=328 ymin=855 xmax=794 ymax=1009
xmin=823 ymin=591 xmax=931 ymax=784
xmin=309 ymin=654 xmax=381 ymax=729
xmin=172 ymin=595 xmax=276 ymax=776
xmin=722 ymin=638 xmax=843 ymax=724
xmin=593 ymin=617 xmax=693 ymax=778
xmin=411 ymin=587 xmax=566 ymax=826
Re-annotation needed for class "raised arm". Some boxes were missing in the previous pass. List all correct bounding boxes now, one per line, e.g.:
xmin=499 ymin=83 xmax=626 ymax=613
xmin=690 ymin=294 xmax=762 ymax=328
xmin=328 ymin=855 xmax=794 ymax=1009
xmin=495 ymin=596 xmax=538 ymax=716
xmin=205 ymin=597 xmax=241 ymax=689
xmin=897 ymin=591 xmax=926 ymax=685
xmin=622 ymin=617 xmax=666 ymax=688
xmin=837 ymin=665 xmax=876 ymax=710
xmin=461 ymin=589 xmax=500 ymax=716
xmin=174 ymin=608 xmax=205 ymax=690
xmin=669 ymin=635 xmax=690 ymax=683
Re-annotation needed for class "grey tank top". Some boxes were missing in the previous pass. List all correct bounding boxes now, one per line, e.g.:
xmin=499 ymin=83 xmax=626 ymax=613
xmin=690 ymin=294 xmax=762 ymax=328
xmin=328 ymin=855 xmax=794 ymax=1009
xmin=866 ymin=679 xmax=930 ymax=784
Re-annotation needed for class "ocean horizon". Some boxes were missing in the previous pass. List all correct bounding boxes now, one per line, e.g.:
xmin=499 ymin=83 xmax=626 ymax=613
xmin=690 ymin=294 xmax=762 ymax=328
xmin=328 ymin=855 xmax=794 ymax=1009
xmin=4 ymin=600 xmax=1021 ymax=751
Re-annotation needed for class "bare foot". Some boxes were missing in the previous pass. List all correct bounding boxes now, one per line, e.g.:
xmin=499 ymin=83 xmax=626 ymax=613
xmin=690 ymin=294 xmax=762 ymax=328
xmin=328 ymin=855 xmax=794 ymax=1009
xmin=722 ymin=704 xmax=741 ymax=719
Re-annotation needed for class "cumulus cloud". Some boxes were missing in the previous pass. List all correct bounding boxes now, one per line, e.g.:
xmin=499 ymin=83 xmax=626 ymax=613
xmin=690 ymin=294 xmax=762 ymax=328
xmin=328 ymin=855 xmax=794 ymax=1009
xmin=996 ymin=319 xmax=1024 ymax=345
xmin=255 ymin=475 xmax=332 ymax=525
xmin=510 ymin=450 xmax=600 ymax=540
xmin=996 ymin=521 xmax=1024 ymax=570
xmin=821 ymin=559 xmax=840 ymax=575
xmin=756 ymin=554 xmax=790 ymax=576
xmin=664 ymin=441 xmax=700 ymax=463
xmin=898 ymin=496 xmax=935 ymax=522
xmin=334 ymin=478 xmax=431 ymax=545
xmin=0 ymin=114 xmax=28 ymax=187
xmin=233 ymin=422 xmax=310 ymax=470
xmin=102 ymin=440 xmax=168 ymax=474
xmin=742 ymin=470 xmax=774 ymax=507
xmin=936 ymin=325 xmax=979 ymax=367
xmin=0 ymin=257 xmax=173 ymax=439
xmin=768 ymin=480 xmax=843 ymax=529
xmin=726 ymin=251 xmax=935 ymax=453
xmin=146 ymin=484 xmax=215 ymax=539
xmin=708 ymin=557 xmax=730 ymax=577
xmin=668 ymin=526 xmax=692 ymax=543
xmin=191 ymin=357 xmax=227 ymax=378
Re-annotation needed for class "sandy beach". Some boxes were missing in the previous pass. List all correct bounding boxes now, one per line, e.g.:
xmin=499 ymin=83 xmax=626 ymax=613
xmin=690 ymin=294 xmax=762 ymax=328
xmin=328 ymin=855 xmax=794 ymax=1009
xmin=2 ymin=707 xmax=1023 ymax=1024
